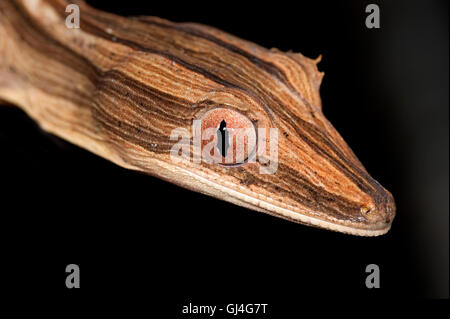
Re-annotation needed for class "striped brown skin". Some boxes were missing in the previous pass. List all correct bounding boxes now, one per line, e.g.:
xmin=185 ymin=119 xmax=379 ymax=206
xmin=0 ymin=0 xmax=395 ymax=235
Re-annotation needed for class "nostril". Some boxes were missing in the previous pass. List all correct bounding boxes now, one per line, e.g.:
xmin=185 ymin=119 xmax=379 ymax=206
xmin=360 ymin=205 xmax=385 ymax=223
xmin=361 ymin=192 xmax=396 ymax=225
xmin=360 ymin=206 xmax=374 ymax=218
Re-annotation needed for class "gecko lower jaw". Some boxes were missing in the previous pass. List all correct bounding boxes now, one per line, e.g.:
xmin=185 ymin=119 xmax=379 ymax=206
xmin=241 ymin=194 xmax=395 ymax=237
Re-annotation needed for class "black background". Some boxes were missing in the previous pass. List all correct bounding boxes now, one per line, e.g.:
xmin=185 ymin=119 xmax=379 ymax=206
xmin=1 ymin=0 xmax=448 ymax=313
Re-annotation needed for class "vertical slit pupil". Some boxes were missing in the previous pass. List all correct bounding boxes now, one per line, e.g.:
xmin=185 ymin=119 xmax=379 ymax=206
xmin=217 ymin=120 xmax=229 ymax=157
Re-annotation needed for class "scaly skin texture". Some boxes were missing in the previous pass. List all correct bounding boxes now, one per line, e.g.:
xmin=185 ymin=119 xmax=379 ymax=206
xmin=0 ymin=0 xmax=395 ymax=235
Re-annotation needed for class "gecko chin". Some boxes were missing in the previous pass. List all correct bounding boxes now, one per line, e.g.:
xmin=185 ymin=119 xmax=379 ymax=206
xmin=176 ymin=157 xmax=396 ymax=237
xmin=265 ymin=187 xmax=397 ymax=237
xmin=196 ymin=164 xmax=397 ymax=237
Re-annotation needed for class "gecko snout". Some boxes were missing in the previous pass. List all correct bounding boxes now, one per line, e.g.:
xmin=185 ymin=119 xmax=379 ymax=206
xmin=360 ymin=187 xmax=396 ymax=230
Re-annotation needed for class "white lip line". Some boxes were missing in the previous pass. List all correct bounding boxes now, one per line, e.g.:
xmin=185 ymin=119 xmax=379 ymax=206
xmin=170 ymin=162 xmax=389 ymax=237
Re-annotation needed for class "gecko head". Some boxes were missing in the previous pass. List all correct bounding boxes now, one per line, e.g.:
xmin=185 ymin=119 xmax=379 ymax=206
xmin=13 ymin=0 xmax=394 ymax=236
xmin=179 ymin=52 xmax=396 ymax=236
xmin=94 ymin=44 xmax=395 ymax=236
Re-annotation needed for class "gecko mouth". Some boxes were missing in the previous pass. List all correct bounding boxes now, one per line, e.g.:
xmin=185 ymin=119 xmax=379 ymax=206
xmin=233 ymin=189 xmax=395 ymax=236
xmin=168 ymin=157 xmax=395 ymax=237
xmin=234 ymin=192 xmax=395 ymax=236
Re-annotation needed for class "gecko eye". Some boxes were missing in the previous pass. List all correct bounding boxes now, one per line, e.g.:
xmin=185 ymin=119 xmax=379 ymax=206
xmin=199 ymin=108 xmax=257 ymax=165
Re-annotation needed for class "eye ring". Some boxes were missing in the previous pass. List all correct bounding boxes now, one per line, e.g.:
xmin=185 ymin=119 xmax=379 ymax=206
xmin=197 ymin=107 xmax=257 ymax=166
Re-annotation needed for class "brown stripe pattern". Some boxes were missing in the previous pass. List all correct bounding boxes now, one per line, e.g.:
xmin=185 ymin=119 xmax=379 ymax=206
xmin=0 ymin=0 xmax=395 ymax=235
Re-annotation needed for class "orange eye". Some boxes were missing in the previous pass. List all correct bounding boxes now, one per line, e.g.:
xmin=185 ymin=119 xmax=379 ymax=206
xmin=199 ymin=108 xmax=256 ymax=165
